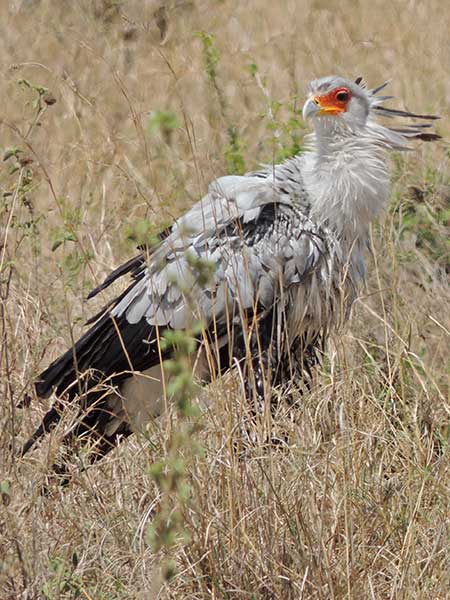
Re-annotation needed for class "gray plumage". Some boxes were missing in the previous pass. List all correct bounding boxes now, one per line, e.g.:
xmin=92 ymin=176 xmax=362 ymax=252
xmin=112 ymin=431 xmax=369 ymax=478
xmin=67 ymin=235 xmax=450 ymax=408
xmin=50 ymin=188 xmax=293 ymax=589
xmin=114 ymin=172 xmax=335 ymax=333
xmin=22 ymin=76 xmax=439 ymax=470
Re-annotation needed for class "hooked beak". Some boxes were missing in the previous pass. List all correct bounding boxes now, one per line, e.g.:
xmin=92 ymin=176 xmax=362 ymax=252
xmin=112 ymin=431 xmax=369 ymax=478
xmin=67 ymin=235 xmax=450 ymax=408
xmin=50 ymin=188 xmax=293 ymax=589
xmin=302 ymin=95 xmax=345 ymax=120
xmin=302 ymin=96 xmax=321 ymax=121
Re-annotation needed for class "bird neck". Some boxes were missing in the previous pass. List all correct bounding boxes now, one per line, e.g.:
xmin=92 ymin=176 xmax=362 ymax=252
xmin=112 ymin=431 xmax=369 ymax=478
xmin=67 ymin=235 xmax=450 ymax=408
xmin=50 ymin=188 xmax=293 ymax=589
xmin=304 ymin=127 xmax=390 ymax=241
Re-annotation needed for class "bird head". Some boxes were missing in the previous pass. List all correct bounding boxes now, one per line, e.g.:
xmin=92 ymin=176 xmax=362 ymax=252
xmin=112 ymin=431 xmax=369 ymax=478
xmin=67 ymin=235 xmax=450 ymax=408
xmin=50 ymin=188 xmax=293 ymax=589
xmin=302 ymin=76 xmax=371 ymax=131
xmin=302 ymin=75 xmax=440 ymax=147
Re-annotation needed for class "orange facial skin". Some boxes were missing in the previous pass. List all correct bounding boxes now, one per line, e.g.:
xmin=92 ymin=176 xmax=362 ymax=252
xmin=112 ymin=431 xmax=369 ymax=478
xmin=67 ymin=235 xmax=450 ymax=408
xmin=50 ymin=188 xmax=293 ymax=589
xmin=314 ymin=87 xmax=352 ymax=115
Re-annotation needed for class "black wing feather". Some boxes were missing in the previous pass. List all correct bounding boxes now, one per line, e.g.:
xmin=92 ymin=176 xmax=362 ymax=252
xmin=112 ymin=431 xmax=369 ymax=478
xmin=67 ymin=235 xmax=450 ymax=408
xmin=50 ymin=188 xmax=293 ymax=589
xmin=24 ymin=310 xmax=165 ymax=457
xmin=87 ymin=225 xmax=173 ymax=300
xmin=87 ymin=253 xmax=146 ymax=299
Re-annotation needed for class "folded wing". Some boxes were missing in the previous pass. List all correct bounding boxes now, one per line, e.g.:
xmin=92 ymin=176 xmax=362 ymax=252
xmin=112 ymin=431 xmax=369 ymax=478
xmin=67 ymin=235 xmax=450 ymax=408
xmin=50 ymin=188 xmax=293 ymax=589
xmin=24 ymin=173 xmax=324 ymax=456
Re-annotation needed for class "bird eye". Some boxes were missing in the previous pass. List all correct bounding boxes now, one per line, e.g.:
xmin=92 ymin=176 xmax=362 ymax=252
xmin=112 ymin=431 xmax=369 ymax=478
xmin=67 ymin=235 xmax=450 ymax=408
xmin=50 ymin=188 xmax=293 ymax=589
xmin=335 ymin=89 xmax=350 ymax=102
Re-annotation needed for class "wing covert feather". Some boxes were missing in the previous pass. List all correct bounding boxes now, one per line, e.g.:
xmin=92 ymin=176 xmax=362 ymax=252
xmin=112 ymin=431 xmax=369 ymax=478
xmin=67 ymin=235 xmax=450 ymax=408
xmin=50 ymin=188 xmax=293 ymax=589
xmin=110 ymin=174 xmax=325 ymax=331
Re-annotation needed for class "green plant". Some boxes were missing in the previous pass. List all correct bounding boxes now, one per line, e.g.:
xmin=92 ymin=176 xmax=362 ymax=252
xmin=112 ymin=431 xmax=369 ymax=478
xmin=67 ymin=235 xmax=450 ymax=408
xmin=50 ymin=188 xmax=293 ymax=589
xmin=195 ymin=31 xmax=246 ymax=174
xmin=144 ymin=260 xmax=212 ymax=583
xmin=148 ymin=109 xmax=180 ymax=145
xmin=41 ymin=555 xmax=83 ymax=599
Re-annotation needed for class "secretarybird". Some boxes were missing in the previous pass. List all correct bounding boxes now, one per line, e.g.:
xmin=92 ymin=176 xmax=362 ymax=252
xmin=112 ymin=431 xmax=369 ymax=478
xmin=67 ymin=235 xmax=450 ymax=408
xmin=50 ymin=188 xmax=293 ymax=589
xmin=22 ymin=75 xmax=439 ymax=473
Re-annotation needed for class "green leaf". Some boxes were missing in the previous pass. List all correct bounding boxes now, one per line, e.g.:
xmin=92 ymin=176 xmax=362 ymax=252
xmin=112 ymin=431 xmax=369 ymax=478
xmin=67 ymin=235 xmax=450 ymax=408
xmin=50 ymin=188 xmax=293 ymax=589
xmin=51 ymin=239 xmax=63 ymax=252
xmin=17 ymin=78 xmax=32 ymax=88
xmin=1 ymin=480 xmax=10 ymax=506
xmin=148 ymin=110 xmax=179 ymax=136
xmin=3 ymin=148 xmax=22 ymax=162
xmin=194 ymin=31 xmax=220 ymax=82
xmin=51 ymin=230 xmax=77 ymax=251
xmin=124 ymin=218 xmax=163 ymax=247
xmin=248 ymin=62 xmax=258 ymax=77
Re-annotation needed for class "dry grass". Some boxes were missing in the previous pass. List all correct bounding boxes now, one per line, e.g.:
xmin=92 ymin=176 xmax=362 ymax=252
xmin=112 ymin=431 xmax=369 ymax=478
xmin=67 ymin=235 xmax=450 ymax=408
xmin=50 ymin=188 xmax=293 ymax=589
xmin=1 ymin=0 xmax=449 ymax=598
